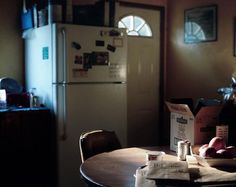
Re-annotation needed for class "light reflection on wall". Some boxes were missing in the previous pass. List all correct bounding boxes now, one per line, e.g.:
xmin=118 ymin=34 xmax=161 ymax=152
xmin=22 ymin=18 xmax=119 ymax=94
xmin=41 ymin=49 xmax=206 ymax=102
xmin=184 ymin=22 xmax=206 ymax=43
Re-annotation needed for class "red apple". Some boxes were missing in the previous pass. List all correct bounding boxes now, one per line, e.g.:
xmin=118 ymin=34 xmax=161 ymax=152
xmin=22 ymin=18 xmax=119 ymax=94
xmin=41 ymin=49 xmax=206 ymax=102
xmin=226 ymin=146 xmax=236 ymax=157
xmin=208 ymin=137 xmax=226 ymax=151
xmin=199 ymin=146 xmax=216 ymax=158
xmin=216 ymin=149 xmax=233 ymax=158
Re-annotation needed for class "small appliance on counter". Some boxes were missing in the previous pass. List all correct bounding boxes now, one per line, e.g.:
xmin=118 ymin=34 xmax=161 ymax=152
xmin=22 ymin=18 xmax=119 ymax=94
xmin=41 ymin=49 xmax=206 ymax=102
xmin=0 ymin=77 xmax=29 ymax=108
xmin=0 ymin=77 xmax=23 ymax=94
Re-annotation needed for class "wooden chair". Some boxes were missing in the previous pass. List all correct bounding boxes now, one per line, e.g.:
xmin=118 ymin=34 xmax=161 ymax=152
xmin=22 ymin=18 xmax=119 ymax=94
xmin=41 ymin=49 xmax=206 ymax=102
xmin=79 ymin=129 xmax=121 ymax=163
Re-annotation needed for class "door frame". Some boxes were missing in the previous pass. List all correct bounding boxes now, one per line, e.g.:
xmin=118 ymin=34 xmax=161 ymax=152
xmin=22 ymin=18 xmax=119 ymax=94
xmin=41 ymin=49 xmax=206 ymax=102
xmin=115 ymin=1 xmax=166 ymax=143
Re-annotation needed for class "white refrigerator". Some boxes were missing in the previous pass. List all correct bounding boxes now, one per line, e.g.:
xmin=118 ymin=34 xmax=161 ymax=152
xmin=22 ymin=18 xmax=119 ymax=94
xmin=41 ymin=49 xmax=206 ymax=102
xmin=24 ymin=23 xmax=127 ymax=187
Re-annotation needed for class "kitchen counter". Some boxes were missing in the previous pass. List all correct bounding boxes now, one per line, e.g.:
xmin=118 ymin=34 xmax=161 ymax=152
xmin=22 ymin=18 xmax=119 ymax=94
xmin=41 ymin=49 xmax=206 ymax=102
xmin=0 ymin=107 xmax=56 ymax=187
xmin=0 ymin=106 xmax=49 ymax=112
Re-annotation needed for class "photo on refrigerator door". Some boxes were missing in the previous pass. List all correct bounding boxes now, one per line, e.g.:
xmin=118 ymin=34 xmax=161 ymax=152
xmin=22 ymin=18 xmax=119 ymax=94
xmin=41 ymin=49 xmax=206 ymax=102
xmin=83 ymin=52 xmax=109 ymax=68
xmin=83 ymin=53 xmax=93 ymax=70
xmin=74 ymin=55 xmax=83 ymax=65
xmin=92 ymin=52 xmax=109 ymax=65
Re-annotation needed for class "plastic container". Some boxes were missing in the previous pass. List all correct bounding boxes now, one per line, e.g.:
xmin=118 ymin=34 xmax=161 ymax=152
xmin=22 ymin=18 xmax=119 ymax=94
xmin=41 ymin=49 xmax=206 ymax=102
xmin=0 ymin=89 xmax=7 ymax=109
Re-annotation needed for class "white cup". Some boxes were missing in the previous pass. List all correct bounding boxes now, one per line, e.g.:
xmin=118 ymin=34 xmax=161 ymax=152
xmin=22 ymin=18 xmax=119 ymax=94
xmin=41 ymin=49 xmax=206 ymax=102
xmin=146 ymin=151 xmax=165 ymax=162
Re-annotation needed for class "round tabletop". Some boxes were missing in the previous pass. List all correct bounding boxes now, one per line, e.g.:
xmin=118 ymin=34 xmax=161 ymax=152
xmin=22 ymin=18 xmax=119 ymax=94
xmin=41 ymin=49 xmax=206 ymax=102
xmin=80 ymin=146 xmax=176 ymax=187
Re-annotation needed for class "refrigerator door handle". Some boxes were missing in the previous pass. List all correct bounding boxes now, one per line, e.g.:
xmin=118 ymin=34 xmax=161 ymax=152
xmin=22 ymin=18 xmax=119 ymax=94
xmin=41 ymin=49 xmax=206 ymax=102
xmin=61 ymin=28 xmax=67 ymax=84
xmin=60 ymin=83 xmax=67 ymax=140
xmin=60 ymin=28 xmax=67 ymax=140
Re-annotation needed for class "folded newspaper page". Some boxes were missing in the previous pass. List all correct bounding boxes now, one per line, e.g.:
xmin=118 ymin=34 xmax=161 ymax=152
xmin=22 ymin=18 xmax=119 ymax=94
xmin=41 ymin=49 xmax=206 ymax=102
xmin=146 ymin=160 xmax=190 ymax=180
xmin=135 ymin=161 xmax=190 ymax=187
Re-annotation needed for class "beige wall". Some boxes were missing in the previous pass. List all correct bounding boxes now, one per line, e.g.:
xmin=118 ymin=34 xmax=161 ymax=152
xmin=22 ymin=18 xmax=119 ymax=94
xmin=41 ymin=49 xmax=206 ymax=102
xmin=0 ymin=0 xmax=24 ymax=84
xmin=166 ymin=0 xmax=236 ymax=103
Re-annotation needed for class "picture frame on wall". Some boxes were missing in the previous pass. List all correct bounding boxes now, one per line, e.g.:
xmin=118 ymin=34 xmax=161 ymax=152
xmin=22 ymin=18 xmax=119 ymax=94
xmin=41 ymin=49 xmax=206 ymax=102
xmin=184 ymin=5 xmax=217 ymax=44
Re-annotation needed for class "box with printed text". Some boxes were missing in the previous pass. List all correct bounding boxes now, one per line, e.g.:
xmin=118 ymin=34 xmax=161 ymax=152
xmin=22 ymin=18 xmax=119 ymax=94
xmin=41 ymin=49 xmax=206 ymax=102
xmin=166 ymin=101 xmax=223 ymax=151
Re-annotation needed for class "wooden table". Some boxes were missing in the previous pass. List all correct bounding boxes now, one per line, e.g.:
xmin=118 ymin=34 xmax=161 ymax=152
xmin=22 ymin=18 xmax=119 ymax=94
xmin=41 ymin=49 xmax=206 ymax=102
xmin=80 ymin=146 xmax=175 ymax=187
xmin=80 ymin=146 xmax=236 ymax=187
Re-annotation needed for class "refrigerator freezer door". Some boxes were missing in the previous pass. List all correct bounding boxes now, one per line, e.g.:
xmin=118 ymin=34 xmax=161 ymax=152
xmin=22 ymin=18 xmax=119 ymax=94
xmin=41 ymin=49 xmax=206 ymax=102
xmin=56 ymin=83 xmax=127 ymax=187
xmin=25 ymin=25 xmax=54 ymax=108
xmin=54 ymin=24 xmax=127 ymax=83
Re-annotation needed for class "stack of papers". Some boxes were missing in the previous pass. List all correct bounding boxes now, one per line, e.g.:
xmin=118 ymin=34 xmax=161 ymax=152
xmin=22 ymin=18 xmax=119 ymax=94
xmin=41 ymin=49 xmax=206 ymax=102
xmin=135 ymin=160 xmax=190 ymax=187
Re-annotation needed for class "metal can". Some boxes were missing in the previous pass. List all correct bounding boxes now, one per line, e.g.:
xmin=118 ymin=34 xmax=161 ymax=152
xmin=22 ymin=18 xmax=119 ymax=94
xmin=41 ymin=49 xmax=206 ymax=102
xmin=177 ymin=140 xmax=190 ymax=161
xmin=32 ymin=96 xmax=39 ymax=107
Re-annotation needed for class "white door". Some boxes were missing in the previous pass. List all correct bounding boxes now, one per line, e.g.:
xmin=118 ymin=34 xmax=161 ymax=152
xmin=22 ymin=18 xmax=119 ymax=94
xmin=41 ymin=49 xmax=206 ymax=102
xmin=115 ymin=3 xmax=161 ymax=146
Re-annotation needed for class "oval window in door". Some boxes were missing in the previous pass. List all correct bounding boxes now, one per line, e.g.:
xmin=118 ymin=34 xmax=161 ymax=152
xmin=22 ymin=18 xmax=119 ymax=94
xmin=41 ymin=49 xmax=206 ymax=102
xmin=118 ymin=15 xmax=152 ymax=37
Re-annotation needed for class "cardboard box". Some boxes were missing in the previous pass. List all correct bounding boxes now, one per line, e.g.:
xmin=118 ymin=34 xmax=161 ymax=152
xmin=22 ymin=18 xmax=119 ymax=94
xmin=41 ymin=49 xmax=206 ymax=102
xmin=166 ymin=101 xmax=222 ymax=151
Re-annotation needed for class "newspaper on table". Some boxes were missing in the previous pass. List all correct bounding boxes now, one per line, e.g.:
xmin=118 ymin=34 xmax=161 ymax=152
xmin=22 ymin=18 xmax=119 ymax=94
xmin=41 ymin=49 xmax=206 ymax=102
xmin=135 ymin=160 xmax=190 ymax=187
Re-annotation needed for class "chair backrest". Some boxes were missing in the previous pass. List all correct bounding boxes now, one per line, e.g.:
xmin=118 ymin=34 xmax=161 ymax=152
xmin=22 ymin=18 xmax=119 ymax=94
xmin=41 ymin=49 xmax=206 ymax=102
xmin=79 ymin=129 xmax=121 ymax=162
